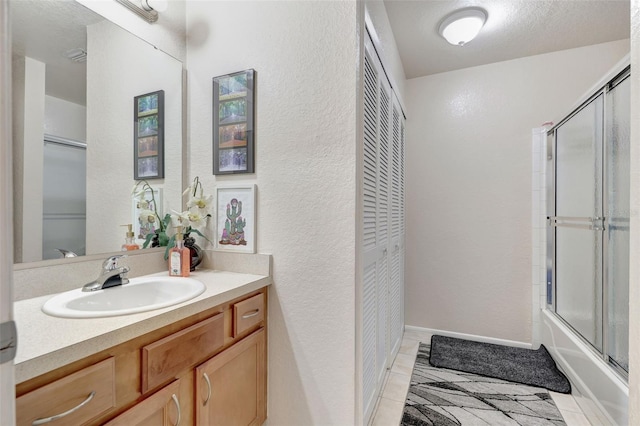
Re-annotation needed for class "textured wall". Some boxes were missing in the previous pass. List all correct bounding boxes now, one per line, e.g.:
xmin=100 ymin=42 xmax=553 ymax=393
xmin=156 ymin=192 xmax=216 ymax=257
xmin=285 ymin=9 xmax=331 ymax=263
xmin=86 ymin=20 xmax=183 ymax=254
xmin=405 ymin=40 xmax=629 ymax=343
xmin=629 ymin=1 xmax=640 ymax=423
xmin=186 ymin=2 xmax=358 ymax=424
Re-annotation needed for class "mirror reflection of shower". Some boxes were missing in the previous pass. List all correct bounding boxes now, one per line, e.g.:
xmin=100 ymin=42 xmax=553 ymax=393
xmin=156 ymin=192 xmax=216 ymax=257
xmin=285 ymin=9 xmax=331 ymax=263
xmin=43 ymin=134 xmax=87 ymax=260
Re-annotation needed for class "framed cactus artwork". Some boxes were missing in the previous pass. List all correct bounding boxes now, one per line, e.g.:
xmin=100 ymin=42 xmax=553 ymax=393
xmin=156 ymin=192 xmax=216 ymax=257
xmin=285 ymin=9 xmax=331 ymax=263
xmin=215 ymin=184 xmax=256 ymax=253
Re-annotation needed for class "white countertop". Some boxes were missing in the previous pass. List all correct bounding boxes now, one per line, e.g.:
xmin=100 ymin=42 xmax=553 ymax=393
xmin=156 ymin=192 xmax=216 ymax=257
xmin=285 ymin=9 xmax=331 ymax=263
xmin=14 ymin=269 xmax=271 ymax=383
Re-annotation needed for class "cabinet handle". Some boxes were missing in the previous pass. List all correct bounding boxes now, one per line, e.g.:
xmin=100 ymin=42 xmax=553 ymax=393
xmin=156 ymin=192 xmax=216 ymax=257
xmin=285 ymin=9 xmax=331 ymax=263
xmin=32 ymin=391 xmax=95 ymax=425
xmin=203 ymin=373 xmax=212 ymax=406
xmin=242 ymin=309 xmax=260 ymax=319
xmin=171 ymin=394 xmax=181 ymax=426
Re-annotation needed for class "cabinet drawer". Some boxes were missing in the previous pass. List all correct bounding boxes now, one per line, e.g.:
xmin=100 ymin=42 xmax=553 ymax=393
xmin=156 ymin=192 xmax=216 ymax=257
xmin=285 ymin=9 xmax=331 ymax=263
xmin=142 ymin=313 xmax=224 ymax=393
xmin=233 ymin=293 xmax=265 ymax=337
xmin=16 ymin=357 xmax=116 ymax=426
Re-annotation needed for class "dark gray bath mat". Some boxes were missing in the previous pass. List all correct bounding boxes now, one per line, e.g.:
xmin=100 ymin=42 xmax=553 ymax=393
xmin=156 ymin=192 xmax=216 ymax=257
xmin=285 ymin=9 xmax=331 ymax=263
xmin=429 ymin=335 xmax=571 ymax=394
xmin=403 ymin=343 xmax=567 ymax=425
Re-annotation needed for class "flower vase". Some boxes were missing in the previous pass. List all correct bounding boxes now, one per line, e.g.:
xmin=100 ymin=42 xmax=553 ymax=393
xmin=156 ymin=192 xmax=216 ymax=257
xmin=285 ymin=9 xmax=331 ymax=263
xmin=150 ymin=231 xmax=169 ymax=248
xmin=184 ymin=234 xmax=203 ymax=271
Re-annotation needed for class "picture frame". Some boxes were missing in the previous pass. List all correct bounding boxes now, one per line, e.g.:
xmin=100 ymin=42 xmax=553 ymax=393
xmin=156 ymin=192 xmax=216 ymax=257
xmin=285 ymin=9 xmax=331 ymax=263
xmin=132 ymin=187 xmax=163 ymax=243
xmin=213 ymin=69 xmax=255 ymax=175
xmin=215 ymin=184 xmax=256 ymax=253
xmin=134 ymin=90 xmax=164 ymax=179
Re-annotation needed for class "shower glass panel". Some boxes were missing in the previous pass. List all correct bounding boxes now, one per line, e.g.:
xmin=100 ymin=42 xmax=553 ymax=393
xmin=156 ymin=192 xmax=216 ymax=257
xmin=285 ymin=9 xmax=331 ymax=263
xmin=556 ymin=227 xmax=602 ymax=350
xmin=554 ymin=94 xmax=603 ymax=352
xmin=42 ymin=141 xmax=87 ymax=259
xmin=605 ymin=75 xmax=630 ymax=372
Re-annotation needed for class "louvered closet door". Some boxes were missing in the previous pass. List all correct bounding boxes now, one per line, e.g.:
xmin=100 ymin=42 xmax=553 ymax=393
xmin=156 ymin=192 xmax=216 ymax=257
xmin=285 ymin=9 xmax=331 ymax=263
xmin=361 ymin=33 xmax=392 ymax=424
xmin=377 ymin=65 xmax=392 ymax=376
xmin=388 ymin=95 xmax=405 ymax=357
xmin=362 ymin=40 xmax=381 ymax=423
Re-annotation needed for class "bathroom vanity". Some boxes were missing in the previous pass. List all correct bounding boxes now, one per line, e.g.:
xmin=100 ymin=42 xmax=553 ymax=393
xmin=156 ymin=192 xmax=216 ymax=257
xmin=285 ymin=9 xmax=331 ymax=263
xmin=13 ymin=264 xmax=270 ymax=426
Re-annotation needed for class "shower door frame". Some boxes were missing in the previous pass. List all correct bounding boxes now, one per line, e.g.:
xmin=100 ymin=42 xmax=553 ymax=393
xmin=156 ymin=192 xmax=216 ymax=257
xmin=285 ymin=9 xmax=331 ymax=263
xmin=546 ymin=65 xmax=630 ymax=382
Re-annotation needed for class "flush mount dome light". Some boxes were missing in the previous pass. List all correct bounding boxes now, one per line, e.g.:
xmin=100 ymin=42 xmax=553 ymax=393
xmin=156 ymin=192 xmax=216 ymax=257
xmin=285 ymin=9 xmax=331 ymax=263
xmin=438 ymin=8 xmax=487 ymax=46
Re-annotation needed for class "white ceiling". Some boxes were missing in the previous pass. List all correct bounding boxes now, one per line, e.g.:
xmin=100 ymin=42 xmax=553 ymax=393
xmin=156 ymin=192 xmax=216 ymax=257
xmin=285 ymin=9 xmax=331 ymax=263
xmin=11 ymin=0 xmax=103 ymax=105
xmin=11 ymin=0 xmax=630 ymax=100
xmin=383 ymin=0 xmax=630 ymax=79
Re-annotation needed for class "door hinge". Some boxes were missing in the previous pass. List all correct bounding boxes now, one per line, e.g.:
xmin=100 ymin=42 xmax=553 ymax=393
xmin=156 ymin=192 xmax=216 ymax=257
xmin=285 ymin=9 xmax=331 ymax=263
xmin=0 ymin=320 xmax=17 ymax=364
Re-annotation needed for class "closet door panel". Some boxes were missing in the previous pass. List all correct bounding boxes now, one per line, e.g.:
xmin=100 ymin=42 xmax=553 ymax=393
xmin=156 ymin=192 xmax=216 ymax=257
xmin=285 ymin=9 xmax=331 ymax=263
xmin=361 ymin=30 xmax=405 ymax=424
xmin=377 ymin=65 xmax=392 ymax=376
xmin=361 ymin=46 xmax=380 ymax=423
xmin=388 ymin=98 xmax=403 ymax=356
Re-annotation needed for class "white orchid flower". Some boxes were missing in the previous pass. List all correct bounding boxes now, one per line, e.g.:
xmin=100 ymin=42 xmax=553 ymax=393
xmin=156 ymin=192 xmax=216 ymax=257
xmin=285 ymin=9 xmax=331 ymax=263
xmin=170 ymin=210 xmax=189 ymax=228
xmin=187 ymin=211 xmax=207 ymax=229
xmin=137 ymin=199 xmax=150 ymax=210
xmin=187 ymin=194 xmax=213 ymax=212
xmin=138 ymin=209 xmax=157 ymax=226
xmin=131 ymin=185 xmax=146 ymax=201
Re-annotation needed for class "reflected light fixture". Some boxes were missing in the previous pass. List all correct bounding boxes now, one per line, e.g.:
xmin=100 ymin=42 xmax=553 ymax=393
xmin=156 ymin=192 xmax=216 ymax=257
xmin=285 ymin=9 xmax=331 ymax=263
xmin=141 ymin=0 xmax=168 ymax=12
xmin=438 ymin=8 xmax=487 ymax=46
xmin=114 ymin=0 xmax=169 ymax=23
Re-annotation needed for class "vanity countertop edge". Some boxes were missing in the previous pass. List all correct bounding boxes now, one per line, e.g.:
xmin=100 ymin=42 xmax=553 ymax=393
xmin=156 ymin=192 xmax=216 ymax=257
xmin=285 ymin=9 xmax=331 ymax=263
xmin=14 ymin=268 xmax=272 ymax=383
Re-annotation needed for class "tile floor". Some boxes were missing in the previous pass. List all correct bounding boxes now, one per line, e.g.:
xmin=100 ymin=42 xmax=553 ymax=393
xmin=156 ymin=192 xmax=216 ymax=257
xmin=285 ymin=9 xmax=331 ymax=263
xmin=369 ymin=330 xmax=600 ymax=426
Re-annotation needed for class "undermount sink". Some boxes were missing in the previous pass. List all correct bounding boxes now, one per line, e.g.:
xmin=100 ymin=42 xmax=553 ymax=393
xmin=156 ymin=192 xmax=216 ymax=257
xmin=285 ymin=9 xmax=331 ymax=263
xmin=42 ymin=276 xmax=206 ymax=319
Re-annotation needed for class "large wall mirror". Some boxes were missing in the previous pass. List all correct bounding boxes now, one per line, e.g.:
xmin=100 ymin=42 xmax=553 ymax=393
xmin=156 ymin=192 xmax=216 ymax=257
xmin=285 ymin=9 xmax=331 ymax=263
xmin=11 ymin=0 xmax=184 ymax=264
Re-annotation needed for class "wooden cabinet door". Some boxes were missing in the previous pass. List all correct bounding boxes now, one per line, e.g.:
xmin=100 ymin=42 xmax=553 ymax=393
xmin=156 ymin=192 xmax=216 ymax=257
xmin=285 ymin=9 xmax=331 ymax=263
xmin=105 ymin=380 xmax=181 ymax=426
xmin=195 ymin=328 xmax=266 ymax=426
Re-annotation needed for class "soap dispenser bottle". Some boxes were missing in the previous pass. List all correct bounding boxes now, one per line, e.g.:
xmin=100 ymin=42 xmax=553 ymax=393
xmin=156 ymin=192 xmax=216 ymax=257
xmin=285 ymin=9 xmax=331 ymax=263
xmin=169 ymin=226 xmax=190 ymax=277
xmin=121 ymin=224 xmax=140 ymax=251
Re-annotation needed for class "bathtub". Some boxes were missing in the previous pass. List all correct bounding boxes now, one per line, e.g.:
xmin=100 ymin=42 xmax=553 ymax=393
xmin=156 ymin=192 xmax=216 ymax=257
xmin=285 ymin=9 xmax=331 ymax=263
xmin=541 ymin=309 xmax=628 ymax=425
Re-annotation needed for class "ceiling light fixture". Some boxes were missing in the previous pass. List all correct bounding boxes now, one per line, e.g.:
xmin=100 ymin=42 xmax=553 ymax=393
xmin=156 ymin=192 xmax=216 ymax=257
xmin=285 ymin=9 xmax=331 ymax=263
xmin=438 ymin=8 xmax=487 ymax=46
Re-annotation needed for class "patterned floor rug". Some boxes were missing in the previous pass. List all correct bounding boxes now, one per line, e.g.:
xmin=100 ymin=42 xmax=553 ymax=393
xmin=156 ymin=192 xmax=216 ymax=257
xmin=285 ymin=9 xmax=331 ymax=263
xmin=402 ymin=344 xmax=567 ymax=426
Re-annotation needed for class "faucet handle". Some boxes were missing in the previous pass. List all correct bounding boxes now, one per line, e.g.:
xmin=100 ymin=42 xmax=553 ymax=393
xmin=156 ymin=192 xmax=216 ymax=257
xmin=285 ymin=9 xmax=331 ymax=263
xmin=103 ymin=255 xmax=127 ymax=271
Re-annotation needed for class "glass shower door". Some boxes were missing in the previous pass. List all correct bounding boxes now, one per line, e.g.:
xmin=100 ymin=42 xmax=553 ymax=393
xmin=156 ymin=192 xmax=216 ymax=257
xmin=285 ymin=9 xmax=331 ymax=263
xmin=42 ymin=139 xmax=87 ymax=259
xmin=605 ymin=74 xmax=630 ymax=372
xmin=554 ymin=94 xmax=604 ymax=352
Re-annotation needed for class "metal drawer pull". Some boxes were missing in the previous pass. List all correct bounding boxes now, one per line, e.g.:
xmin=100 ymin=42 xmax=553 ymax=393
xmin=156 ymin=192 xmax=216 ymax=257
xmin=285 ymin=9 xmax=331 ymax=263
xmin=203 ymin=373 xmax=212 ymax=406
xmin=242 ymin=309 xmax=260 ymax=319
xmin=32 ymin=391 xmax=95 ymax=425
xmin=171 ymin=394 xmax=181 ymax=426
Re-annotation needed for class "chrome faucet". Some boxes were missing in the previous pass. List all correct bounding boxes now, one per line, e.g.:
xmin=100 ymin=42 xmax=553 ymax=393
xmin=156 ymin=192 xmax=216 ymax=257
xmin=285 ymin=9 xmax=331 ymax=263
xmin=56 ymin=248 xmax=78 ymax=258
xmin=82 ymin=255 xmax=130 ymax=292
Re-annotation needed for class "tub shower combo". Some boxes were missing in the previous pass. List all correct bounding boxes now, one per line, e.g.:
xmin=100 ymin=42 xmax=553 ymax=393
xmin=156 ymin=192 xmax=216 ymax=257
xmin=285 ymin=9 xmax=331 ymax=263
xmin=542 ymin=60 xmax=629 ymax=424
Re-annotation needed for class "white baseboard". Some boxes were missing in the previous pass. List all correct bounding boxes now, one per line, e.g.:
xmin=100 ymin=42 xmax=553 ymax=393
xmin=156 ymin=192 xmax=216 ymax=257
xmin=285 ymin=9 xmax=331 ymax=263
xmin=404 ymin=325 xmax=532 ymax=349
